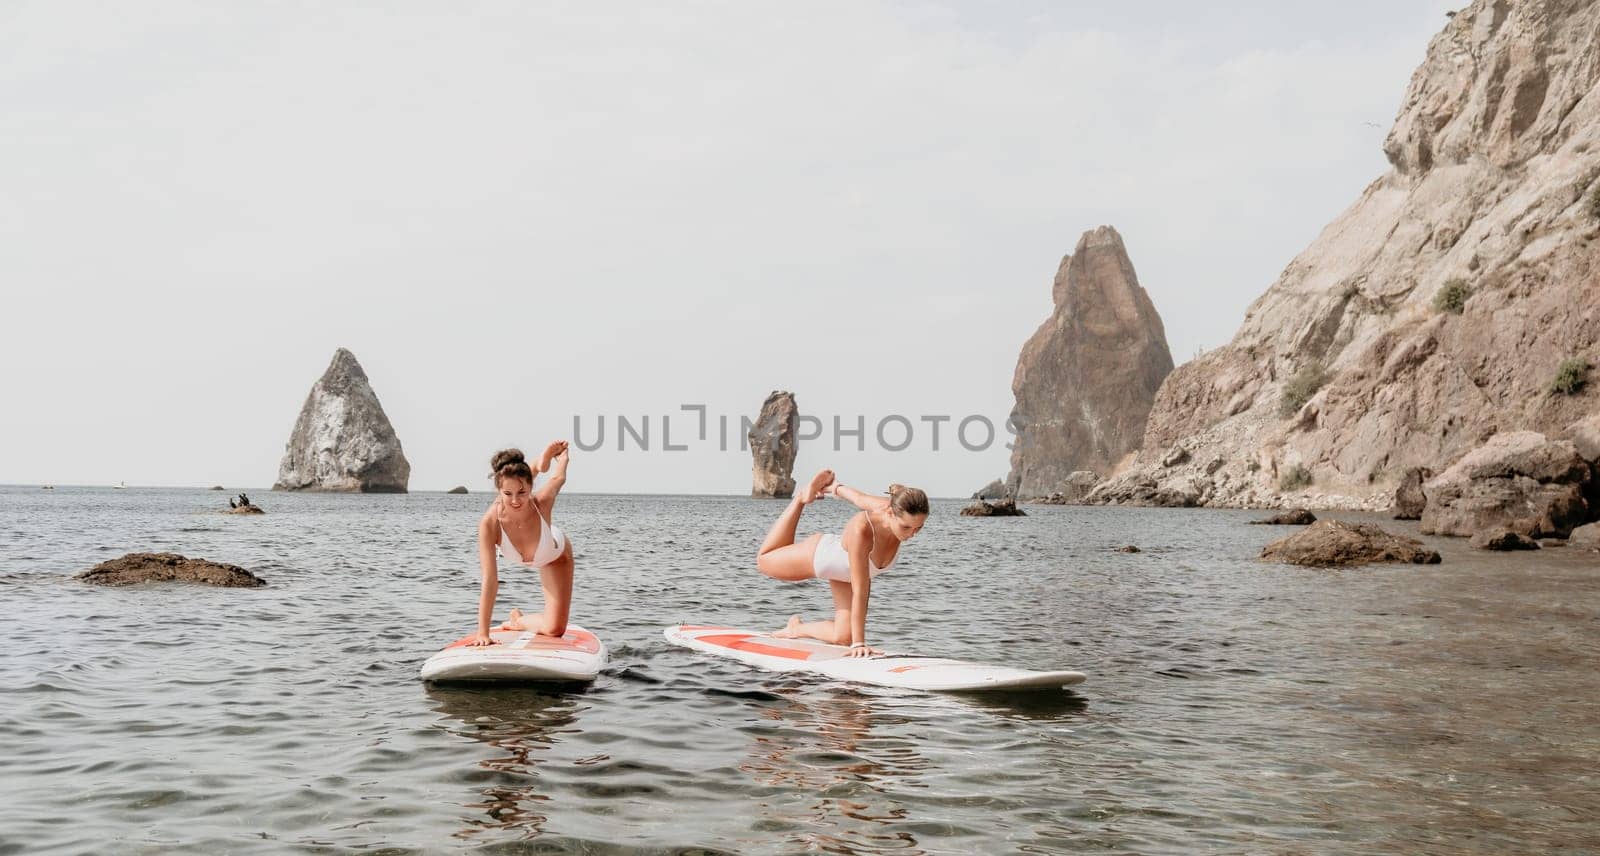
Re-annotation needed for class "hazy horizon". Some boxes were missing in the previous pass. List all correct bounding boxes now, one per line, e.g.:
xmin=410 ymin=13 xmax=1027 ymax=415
xmin=2 ymin=1 xmax=1459 ymax=495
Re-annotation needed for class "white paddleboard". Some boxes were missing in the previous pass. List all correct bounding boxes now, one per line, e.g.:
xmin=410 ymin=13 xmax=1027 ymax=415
xmin=420 ymin=625 xmax=606 ymax=683
xmin=664 ymin=625 xmax=1085 ymax=693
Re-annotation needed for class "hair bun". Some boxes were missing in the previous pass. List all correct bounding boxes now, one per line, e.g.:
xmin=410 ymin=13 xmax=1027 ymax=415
xmin=490 ymin=448 xmax=527 ymax=474
xmin=887 ymin=483 xmax=905 ymax=498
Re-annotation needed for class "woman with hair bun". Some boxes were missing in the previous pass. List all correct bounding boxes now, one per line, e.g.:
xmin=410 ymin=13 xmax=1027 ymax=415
xmin=755 ymin=469 xmax=929 ymax=657
xmin=466 ymin=441 xmax=574 ymax=647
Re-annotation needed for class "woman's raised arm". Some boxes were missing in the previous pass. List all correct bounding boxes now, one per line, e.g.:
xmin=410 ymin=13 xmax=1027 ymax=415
xmin=831 ymin=482 xmax=889 ymax=513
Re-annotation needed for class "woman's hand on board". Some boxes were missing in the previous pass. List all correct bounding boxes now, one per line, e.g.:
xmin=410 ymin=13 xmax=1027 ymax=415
xmin=845 ymin=644 xmax=882 ymax=658
xmin=466 ymin=633 xmax=497 ymax=647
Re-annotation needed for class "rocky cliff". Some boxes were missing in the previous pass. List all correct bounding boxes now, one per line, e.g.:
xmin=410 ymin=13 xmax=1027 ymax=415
xmin=749 ymin=390 xmax=799 ymax=498
xmin=999 ymin=226 xmax=1174 ymax=498
xmin=1095 ymin=0 xmax=1600 ymax=509
xmin=273 ymin=349 xmax=411 ymax=493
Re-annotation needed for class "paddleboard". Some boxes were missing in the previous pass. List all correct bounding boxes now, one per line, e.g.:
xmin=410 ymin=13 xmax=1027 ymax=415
xmin=663 ymin=625 xmax=1085 ymax=692
xmin=420 ymin=625 xmax=606 ymax=683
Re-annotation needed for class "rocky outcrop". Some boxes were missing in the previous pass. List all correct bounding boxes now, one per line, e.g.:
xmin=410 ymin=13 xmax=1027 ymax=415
xmin=1251 ymin=509 xmax=1317 ymax=525
xmin=749 ymin=391 xmax=798 ymax=498
xmin=1087 ymin=1 xmax=1600 ymax=510
xmin=1471 ymin=529 xmax=1541 ymax=551
xmin=274 ymin=349 xmax=410 ymax=493
xmin=1392 ymin=467 xmax=1432 ymax=519
xmin=1421 ymin=431 xmax=1591 ymax=538
xmin=1000 ymin=226 xmax=1173 ymax=498
xmin=960 ymin=499 xmax=1026 ymax=517
xmin=1029 ymin=471 xmax=1100 ymax=504
xmin=1260 ymin=520 xmax=1442 ymax=567
xmin=78 ymin=552 xmax=266 ymax=587
xmin=225 ymin=505 xmax=265 ymax=515
xmin=446 ymin=486 xmax=469 ymax=495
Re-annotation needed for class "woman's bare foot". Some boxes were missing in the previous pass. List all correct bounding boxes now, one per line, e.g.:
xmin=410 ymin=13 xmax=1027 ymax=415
xmin=801 ymin=469 xmax=835 ymax=504
xmin=771 ymin=615 xmax=804 ymax=638
xmin=498 ymin=607 xmax=527 ymax=631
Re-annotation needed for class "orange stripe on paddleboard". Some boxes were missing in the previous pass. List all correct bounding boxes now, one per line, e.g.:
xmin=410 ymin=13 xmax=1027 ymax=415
xmin=888 ymin=665 xmax=922 ymax=673
xmin=697 ymin=633 xmax=813 ymax=661
xmin=445 ymin=628 xmax=601 ymax=654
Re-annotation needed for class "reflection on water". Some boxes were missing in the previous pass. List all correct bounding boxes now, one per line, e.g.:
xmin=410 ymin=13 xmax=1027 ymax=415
xmin=427 ymin=687 xmax=587 ymax=842
xmin=738 ymin=686 xmax=934 ymax=855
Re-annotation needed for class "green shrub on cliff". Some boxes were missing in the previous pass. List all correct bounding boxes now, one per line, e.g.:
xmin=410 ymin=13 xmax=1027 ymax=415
xmin=1589 ymin=184 xmax=1600 ymax=220
xmin=1278 ymin=464 xmax=1313 ymax=491
xmin=1278 ymin=363 xmax=1328 ymax=417
xmin=1549 ymin=357 xmax=1591 ymax=395
xmin=1433 ymin=278 xmax=1472 ymax=314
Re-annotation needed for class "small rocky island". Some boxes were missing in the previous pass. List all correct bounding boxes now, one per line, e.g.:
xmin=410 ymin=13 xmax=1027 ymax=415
xmin=78 ymin=552 xmax=266 ymax=587
xmin=274 ymin=348 xmax=411 ymax=493
xmin=749 ymin=391 xmax=799 ymax=498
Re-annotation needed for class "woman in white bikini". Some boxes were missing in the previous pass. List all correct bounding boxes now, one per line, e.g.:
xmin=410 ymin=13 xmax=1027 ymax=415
xmin=755 ymin=469 xmax=929 ymax=658
xmin=467 ymin=442 xmax=573 ymax=647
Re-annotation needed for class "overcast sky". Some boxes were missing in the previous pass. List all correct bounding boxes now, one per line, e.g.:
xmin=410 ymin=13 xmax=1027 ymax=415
xmin=2 ymin=1 xmax=1458 ymax=495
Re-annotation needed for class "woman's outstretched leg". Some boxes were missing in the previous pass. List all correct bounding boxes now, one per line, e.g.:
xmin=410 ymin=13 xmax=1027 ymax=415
xmin=756 ymin=470 xmax=833 ymax=581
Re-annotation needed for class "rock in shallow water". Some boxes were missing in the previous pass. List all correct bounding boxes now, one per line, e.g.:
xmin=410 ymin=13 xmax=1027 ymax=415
xmin=274 ymin=348 xmax=410 ymax=493
xmin=1470 ymin=530 xmax=1541 ymax=551
xmin=960 ymin=499 xmax=1026 ymax=517
xmin=77 ymin=552 xmax=266 ymax=587
xmin=1250 ymin=509 xmax=1317 ymax=525
xmin=1569 ymin=522 xmax=1600 ymax=551
xmin=1392 ymin=467 xmax=1431 ymax=520
xmin=749 ymin=391 xmax=798 ymax=498
xmin=1260 ymin=520 xmax=1440 ymax=567
xmin=1421 ymin=432 xmax=1591 ymax=539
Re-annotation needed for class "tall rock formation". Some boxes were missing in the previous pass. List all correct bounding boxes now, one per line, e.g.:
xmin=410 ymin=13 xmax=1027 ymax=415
xmin=749 ymin=390 xmax=799 ymax=498
xmin=273 ymin=349 xmax=411 ymax=493
xmin=1000 ymin=226 xmax=1174 ymax=498
xmin=1096 ymin=0 xmax=1600 ymax=509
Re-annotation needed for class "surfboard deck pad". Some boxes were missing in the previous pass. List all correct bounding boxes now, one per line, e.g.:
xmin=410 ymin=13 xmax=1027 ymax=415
xmin=664 ymin=624 xmax=1085 ymax=692
xmin=420 ymin=625 xmax=606 ymax=683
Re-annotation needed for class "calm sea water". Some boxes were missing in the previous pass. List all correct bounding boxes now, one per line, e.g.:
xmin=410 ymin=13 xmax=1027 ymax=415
xmin=1 ymin=486 xmax=1596 ymax=855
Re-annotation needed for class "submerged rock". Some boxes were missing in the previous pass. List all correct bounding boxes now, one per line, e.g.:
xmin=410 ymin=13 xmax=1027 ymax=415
xmin=1470 ymin=529 xmax=1540 ymax=551
xmin=1421 ymin=432 xmax=1591 ymax=539
xmin=1115 ymin=545 xmax=1141 ymax=553
xmin=1260 ymin=520 xmax=1441 ymax=567
xmin=274 ymin=349 xmax=410 ymax=493
xmin=78 ymin=552 xmax=266 ymax=587
xmin=749 ymin=391 xmax=798 ymax=498
xmin=1002 ymin=226 xmax=1173 ymax=498
xmin=1251 ymin=509 xmax=1317 ymax=525
xmin=960 ymin=499 xmax=1026 ymax=517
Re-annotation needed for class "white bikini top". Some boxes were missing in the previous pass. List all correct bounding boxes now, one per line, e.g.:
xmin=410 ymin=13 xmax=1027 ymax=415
xmin=864 ymin=513 xmax=897 ymax=572
xmin=497 ymin=499 xmax=566 ymax=568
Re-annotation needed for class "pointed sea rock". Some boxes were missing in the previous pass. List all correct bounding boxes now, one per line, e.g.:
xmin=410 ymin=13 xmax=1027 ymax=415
xmin=273 ymin=349 xmax=411 ymax=493
xmin=1002 ymin=226 xmax=1173 ymax=498
xmin=749 ymin=391 xmax=799 ymax=498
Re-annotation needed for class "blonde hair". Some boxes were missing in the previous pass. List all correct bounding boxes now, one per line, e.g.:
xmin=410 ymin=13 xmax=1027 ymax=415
xmin=886 ymin=484 xmax=929 ymax=516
